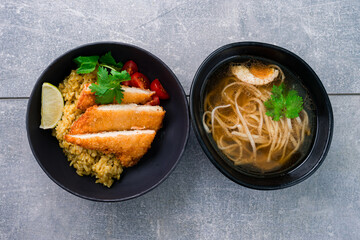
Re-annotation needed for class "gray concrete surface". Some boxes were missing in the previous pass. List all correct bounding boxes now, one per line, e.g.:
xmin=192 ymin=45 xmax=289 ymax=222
xmin=0 ymin=0 xmax=359 ymax=97
xmin=0 ymin=0 xmax=359 ymax=239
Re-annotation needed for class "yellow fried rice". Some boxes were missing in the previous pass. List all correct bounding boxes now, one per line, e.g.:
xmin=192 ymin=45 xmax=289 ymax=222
xmin=52 ymin=70 xmax=123 ymax=187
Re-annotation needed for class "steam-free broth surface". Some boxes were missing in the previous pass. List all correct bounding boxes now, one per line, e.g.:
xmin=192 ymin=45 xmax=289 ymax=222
xmin=202 ymin=57 xmax=315 ymax=174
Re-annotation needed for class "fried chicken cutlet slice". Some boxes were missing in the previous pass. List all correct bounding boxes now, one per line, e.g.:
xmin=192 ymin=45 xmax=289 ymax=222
xmin=64 ymin=130 xmax=156 ymax=167
xmin=69 ymin=104 xmax=165 ymax=134
xmin=77 ymin=84 xmax=155 ymax=111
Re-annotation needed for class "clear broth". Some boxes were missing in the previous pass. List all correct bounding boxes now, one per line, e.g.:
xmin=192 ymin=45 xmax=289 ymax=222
xmin=202 ymin=56 xmax=316 ymax=176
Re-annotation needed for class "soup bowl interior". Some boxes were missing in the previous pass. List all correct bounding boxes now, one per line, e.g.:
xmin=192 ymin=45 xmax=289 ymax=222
xmin=190 ymin=42 xmax=333 ymax=190
xmin=26 ymin=42 xmax=189 ymax=201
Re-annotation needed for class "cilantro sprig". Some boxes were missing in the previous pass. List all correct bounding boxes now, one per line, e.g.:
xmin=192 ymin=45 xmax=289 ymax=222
xmin=73 ymin=56 xmax=99 ymax=74
xmin=264 ymin=83 xmax=303 ymax=121
xmin=73 ymin=52 xmax=130 ymax=104
xmin=99 ymin=52 xmax=123 ymax=71
xmin=73 ymin=51 xmax=123 ymax=74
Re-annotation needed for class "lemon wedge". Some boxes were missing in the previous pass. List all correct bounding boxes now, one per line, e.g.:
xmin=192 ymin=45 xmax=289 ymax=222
xmin=40 ymin=82 xmax=64 ymax=129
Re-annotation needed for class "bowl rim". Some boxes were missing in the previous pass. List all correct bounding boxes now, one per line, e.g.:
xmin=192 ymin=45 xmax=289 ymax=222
xmin=190 ymin=41 xmax=334 ymax=190
xmin=26 ymin=41 xmax=190 ymax=201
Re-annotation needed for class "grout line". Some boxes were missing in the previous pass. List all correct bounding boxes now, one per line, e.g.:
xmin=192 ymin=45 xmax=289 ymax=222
xmin=0 ymin=93 xmax=359 ymax=100
xmin=327 ymin=93 xmax=360 ymax=96
xmin=0 ymin=97 xmax=29 ymax=100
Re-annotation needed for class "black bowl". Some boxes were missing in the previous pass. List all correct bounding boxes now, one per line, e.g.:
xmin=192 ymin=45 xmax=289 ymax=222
xmin=190 ymin=42 xmax=333 ymax=190
xmin=26 ymin=42 xmax=189 ymax=201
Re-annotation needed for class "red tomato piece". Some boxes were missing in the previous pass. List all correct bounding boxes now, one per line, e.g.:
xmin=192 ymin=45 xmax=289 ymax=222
xmin=145 ymin=95 xmax=160 ymax=106
xmin=122 ymin=80 xmax=131 ymax=86
xmin=150 ymin=79 xmax=170 ymax=99
xmin=131 ymin=72 xmax=150 ymax=89
xmin=121 ymin=60 xmax=138 ymax=75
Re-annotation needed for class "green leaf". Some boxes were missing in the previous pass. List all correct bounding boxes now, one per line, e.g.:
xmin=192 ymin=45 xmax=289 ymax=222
xmin=73 ymin=56 xmax=99 ymax=65
xmin=90 ymin=66 xmax=127 ymax=104
xmin=96 ymin=66 xmax=112 ymax=85
xmin=264 ymin=83 xmax=303 ymax=121
xmin=74 ymin=52 xmax=127 ymax=104
xmin=111 ymin=69 xmax=131 ymax=82
xmin=99 ymin=52 xmax=123 ymax=69
xmin=89 ymin=83 xmax=108 ymax=96
xmin=99 ymin=52 xmax=116 ymax=65
xmin=76 ymin=63 xmax=97 ymax=74
xmin=73 ymin=56 xmax=99 ymax=74
xmin=114 ymin=86 xmax=124 ymax=104
xmin=94 ymin=89 xmax=115 ymax=104
xmin=285 ymin=90 xmax=303 ymax=119
xmin=264 ymin=84 xmax=285 ymax=121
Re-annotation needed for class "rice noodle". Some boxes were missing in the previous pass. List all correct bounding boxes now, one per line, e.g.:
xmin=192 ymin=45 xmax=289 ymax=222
xmin=202 ymin=63 xmax=310 ymax=172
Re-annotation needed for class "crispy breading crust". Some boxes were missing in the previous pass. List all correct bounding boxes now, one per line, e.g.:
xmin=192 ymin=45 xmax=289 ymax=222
xmin=69 ymin=105 xmax=165 ymax=134
xmin=77 ymin=83 xmax=96 ymax=111
xmin=64 ymin=131 xmax=156 ymax=167
xmin=76 ymin=84 xmax=155 ymax=111
xmin=121 ymin=87 xmax=155 ymax=104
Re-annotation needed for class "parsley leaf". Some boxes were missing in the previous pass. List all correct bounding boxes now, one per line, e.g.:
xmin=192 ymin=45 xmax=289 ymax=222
xmin=264 ymin=83 xmax=303 ymax=121
xmin=96 ymin=66 xmax=116 ymax=87
xmin=99 ymin=52 xmax=123 ymax=71
xmin=114 ymin=87 xmax=124 ymax=104
xmin=74 ymin=52 xmax=123 ymax=74
xmin=285 ymin=90 xmax=303 ymax=119
xmin=74 ymin=52 xmax=129 ymax=104
xmin=73 ymin=56 xmax=99 ymax=74
xmin=88 ymin=66 xmax=131 ymax=104
xmin=111 ymin=69 xmax=129 ymax=80
xmin=88 ymin=83 xmax=108 ymax=96
xmin=95 ymin=90 xmax=115 ymax=103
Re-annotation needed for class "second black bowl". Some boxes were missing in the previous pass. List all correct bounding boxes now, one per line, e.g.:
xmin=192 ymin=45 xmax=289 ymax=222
xmin=190 ymin=42 xmax=333 ymax=190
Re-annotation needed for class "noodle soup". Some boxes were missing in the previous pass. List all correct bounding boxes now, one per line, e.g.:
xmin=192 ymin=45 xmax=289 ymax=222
xmin=202 ymin=58 xmax=315 ymax=174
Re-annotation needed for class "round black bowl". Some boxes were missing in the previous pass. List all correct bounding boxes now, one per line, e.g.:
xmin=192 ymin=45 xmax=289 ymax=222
xmin=26 ymin=42 xmax=189 ymax=201
xmin=190 ymin=42 xmax=333 ymax=190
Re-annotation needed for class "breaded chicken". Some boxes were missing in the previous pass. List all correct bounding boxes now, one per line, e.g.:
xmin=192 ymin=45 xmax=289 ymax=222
xmin=77 ymin=84 xmax=155 ymax=111
xmin=65 ymin=130 xmax=156 ymax=167
xmin=76 ymin=83 xmax=95 ymax=111
xmin=69 ymin=104 xmax=165 ymax=134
